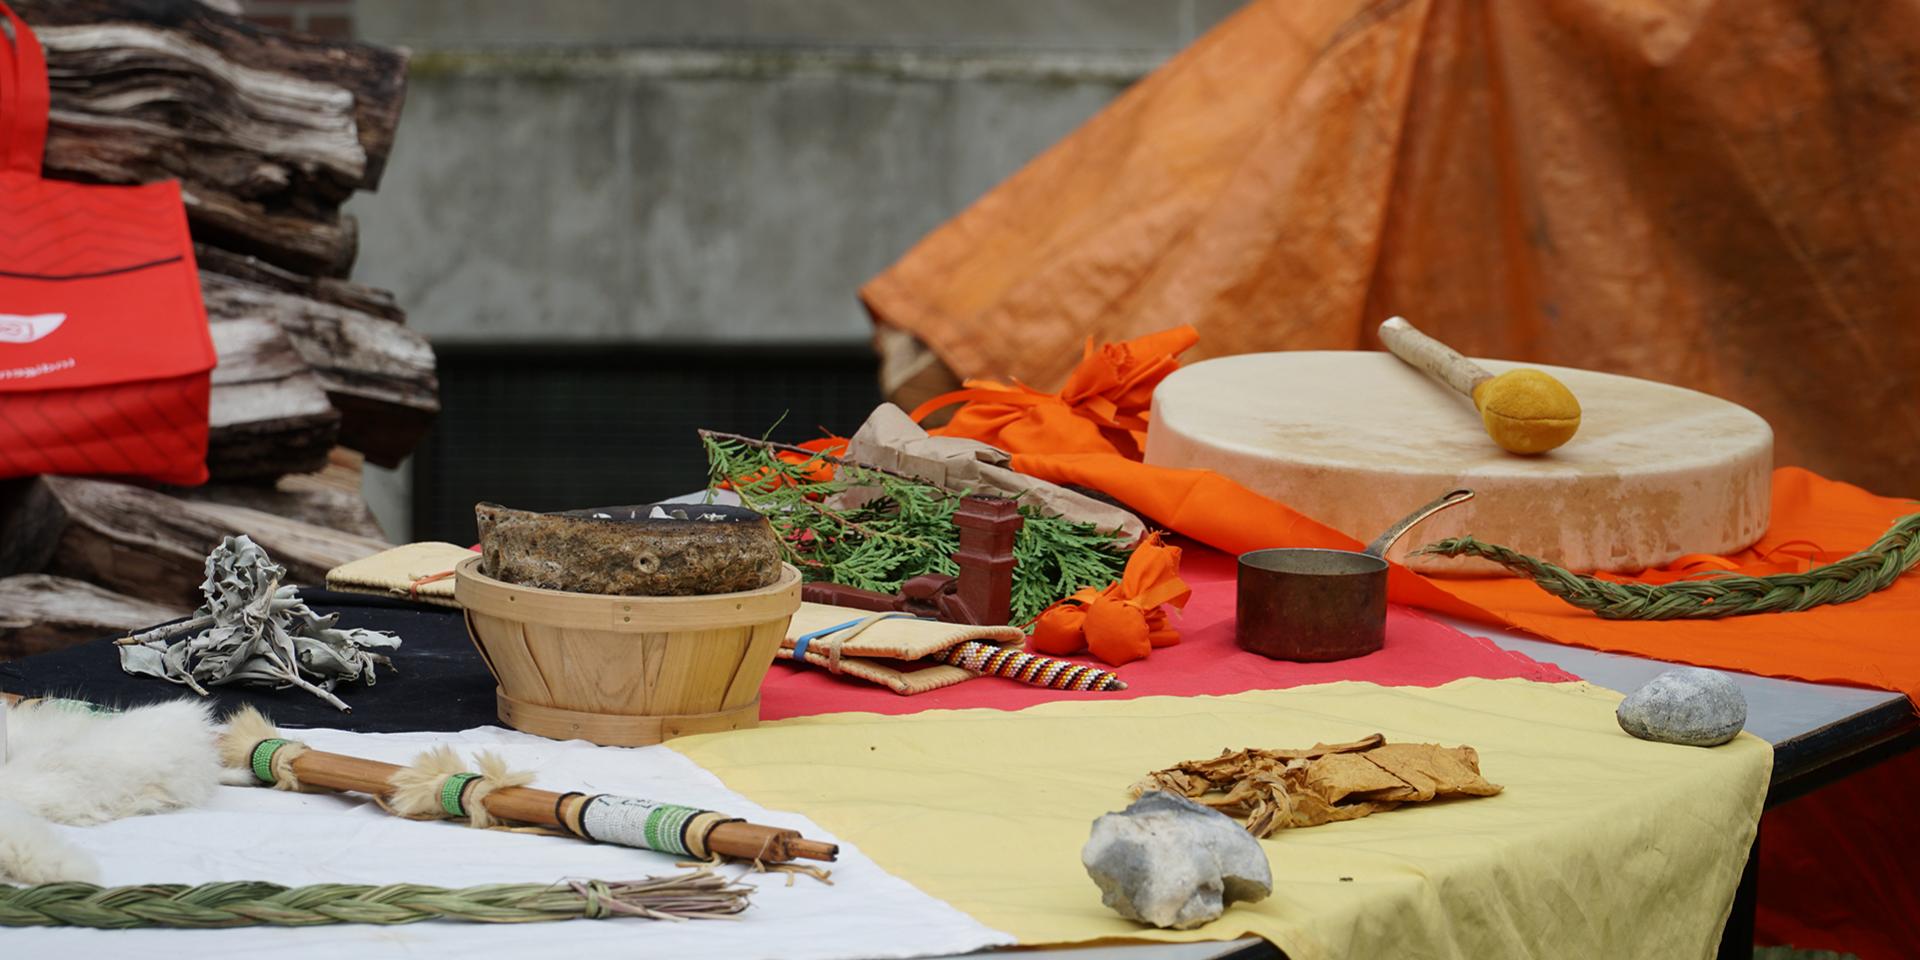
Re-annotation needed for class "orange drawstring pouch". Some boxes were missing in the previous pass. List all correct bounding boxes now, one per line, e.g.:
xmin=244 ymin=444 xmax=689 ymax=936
xmin=911 ymin=326 xmax=1199 ymax=459
xmin=1030 ymin=533 xmax=1193 ymax=666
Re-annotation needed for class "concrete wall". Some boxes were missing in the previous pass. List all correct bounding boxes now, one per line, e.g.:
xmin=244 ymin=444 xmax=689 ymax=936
xmin=348 ymin=46 xmax=1160 ymax=344
xmin=339 ymin=1 xmax=1245 ymax=537
xmin=354 ymin=0 xmax=1241 ymax=53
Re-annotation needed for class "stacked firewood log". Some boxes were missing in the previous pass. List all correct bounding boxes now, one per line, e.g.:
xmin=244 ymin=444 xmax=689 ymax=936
xmin=0 ymin=0 xmax=429 ymax=658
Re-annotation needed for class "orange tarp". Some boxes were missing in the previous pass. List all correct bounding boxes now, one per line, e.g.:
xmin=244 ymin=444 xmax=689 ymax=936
xmin=863 ymin=0 xmax=1920 ymax=498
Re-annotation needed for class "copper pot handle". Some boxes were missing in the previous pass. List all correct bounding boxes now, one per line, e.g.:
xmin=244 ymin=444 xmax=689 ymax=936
xmin=1364 ymin=489 xmax=1475 ymax=559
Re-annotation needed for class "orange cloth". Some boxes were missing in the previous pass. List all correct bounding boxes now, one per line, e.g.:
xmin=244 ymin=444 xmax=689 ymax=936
xmin=1030 ymin=533 xmax=1192 ymax=666
xmin=1009 ymin=454 xmax=1920 ymax=703
xmin=1014 ymin=456 xmax=1920 ymax=702
xmin=862 ymin=0 xmax=1920 ymax=501
xmin=910 ymin=326 xmax=1198 ymax=459
xmin=910 ymin=324 xmax=1920 ymax=702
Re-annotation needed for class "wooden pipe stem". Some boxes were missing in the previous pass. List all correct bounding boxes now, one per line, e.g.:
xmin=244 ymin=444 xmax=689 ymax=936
xmin=1 ymin=692 xmax=845 ymax=865
xmin=281 ymin=747 xmax=837 ymax=863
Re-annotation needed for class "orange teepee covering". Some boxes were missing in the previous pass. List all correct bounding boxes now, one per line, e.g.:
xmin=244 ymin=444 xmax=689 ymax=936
xmin=863 ymin=0 xmax=1920 ymax=498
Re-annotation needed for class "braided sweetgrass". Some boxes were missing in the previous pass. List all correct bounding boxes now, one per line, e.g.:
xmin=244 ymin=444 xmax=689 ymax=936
xmin=0 ymin=872 xmax=751 ymax=928
xmin=1415 ymin=511 xmax=1920 ymax=620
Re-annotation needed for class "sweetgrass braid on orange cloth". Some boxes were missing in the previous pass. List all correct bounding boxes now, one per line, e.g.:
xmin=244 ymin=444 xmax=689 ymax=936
xmin=911 ymin=327 xmax=1920 ymax=705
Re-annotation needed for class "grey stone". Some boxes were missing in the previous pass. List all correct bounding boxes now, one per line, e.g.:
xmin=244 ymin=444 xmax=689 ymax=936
xmin=1617 ymin=668 xmax=1748 ymax=747
xmin=1081 ymin=790 xmax=1272 ymax=930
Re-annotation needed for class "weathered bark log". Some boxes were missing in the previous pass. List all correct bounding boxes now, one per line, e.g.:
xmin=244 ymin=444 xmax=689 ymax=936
xmin=0 ymin=476 xmax=387 ymax=607
xmin=207 ymin=312 xmax=340 ymax=479
xmin=171 ymin=449 xmax=387 ymax=540
xmin=15 ymin=0 xmax=409 ymax=275
xmin=0 ymin=478 xmax=64 ymax=580
xmin=201 ymin=273 xmax=438 ymax=467
xmin=0 ymin=575 xmax=190 ymax=661
xmin=196 ymin=244 xmax=403 ymax=321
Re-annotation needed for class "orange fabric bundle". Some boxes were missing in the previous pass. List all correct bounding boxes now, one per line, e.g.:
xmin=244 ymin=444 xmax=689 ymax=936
xmin=909 ymin=326 xmax=1199 ymax=460
xmin=1030 ymin=533 xmax=1192 ymax=666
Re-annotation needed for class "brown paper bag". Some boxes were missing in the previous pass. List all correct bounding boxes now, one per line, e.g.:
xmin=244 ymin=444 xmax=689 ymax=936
xmin=836 ymin=404 xmax=1146 ymax=547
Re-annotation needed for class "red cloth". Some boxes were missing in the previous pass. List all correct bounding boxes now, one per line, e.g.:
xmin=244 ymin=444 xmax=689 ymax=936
xmin=759 ymin=542 xmax=1574 ymax=721
xmin=1757 ymin=750 xmax=1920 ymax=960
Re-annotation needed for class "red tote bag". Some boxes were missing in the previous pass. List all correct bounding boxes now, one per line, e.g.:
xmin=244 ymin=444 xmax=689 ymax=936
xmin=0 ymin=3 xmax=214 ymax=485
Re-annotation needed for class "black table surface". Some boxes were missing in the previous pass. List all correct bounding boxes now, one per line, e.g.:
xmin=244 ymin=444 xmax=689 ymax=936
xmin=0 ymin=590 xmax=500 ymax=731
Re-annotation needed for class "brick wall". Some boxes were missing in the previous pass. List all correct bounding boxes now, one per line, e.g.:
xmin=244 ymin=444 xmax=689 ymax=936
xmin=236 ymin=0 xmax=354 ymax=39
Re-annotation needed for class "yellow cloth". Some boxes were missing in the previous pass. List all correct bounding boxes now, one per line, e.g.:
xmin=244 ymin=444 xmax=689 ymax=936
xmin=671 ymin=679 xmax=1771 ymax=960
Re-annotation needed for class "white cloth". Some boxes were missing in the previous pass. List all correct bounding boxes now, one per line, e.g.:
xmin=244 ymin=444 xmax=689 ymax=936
xmin=9 ymin=725 xmax=1015 ymax=960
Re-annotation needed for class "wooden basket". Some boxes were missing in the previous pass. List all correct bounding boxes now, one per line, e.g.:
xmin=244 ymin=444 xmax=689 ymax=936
xmin=454 ymin=555 xmax=802 ymax=746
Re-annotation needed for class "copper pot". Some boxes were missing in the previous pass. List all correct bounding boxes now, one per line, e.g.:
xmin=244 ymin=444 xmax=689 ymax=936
xmin=1236 ymin=489 xmax=1474 ymax=661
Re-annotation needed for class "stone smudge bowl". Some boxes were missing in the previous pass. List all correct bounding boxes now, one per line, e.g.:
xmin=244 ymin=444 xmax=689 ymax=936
xmin=458 ymin=502 xmax=800 ymax=746
xmin=475 ymin=501 xmax=782 ymax=596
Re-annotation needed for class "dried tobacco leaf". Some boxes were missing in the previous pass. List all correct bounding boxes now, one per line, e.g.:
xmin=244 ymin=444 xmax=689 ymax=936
xmin=116 ymin=536 xmax=398 ymax=711
xmin=1132 ymin=735 xmax=1501 ymax=837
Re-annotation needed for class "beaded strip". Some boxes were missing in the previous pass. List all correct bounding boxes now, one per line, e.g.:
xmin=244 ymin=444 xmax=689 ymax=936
xmin=439 ymin=772 xmax=483 ymax=817
xmin=250 ymin=738 xmax=291 ymax=784
xmin=930 ymin=641 xmax=1126 ymax=691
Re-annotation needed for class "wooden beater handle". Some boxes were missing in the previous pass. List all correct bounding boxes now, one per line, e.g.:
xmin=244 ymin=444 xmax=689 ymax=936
xmin=1378 ymin=316 xmax=1492 ymax=399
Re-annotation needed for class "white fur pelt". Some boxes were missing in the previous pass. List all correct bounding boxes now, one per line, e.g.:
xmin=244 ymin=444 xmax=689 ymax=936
xmin=0 ymin=699 xmax=224 ymax=883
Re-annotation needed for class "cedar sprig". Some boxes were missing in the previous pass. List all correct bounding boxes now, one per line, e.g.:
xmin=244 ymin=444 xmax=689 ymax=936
xmin=702 ymin=432 xmax=1128 ymax=623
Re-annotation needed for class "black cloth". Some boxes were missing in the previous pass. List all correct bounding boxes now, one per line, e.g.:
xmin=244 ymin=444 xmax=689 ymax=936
xmin=0 ymin=590 xmax=501 ymax=731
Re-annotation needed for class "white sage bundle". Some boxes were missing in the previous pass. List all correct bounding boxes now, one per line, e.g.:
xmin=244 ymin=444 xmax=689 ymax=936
xmin=117 ymin=536 xmax=399 ymax=712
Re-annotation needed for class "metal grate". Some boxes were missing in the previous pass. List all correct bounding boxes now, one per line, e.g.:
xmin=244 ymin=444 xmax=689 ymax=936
xmin=412 ymin=342 xmax=881 ymax=543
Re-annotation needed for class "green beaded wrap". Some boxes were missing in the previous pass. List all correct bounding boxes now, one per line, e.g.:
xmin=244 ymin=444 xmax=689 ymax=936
xmin=249 ymin=739 xmax=290 ymax=784
xmin=644 ymin=805 xmax=700 ymax=856
xmin=578 ymin=797 xmax=712 ymax=857
xmin=439 ymin=773 xmax=482 ymax=817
